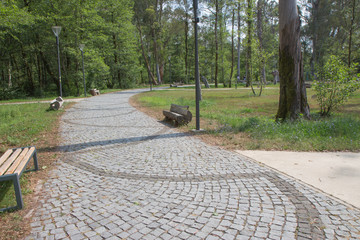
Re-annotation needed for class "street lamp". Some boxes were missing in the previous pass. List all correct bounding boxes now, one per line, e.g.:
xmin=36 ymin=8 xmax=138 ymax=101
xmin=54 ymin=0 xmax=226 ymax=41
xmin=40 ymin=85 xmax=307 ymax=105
xmin=79 ymin=44 xmax=86 ymax=97
xmin=148 ymin=52 xmax=152 ymax=91
xmin=52 ymin=26 xmax=62 ymax=97
xmin=193 ymin=0 xmax=200 ymax=130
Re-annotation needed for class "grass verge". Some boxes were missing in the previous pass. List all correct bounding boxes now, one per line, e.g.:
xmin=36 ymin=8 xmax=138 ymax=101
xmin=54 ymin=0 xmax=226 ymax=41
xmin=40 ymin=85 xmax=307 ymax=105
xmin=131 ymin=87 xmax=360 ymax=151
xmin=0 ymin=102 xmax=72 ymax=239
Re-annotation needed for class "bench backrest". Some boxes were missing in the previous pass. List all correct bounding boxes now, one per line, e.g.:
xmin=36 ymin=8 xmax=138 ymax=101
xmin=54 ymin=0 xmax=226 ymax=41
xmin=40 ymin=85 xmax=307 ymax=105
xmin=170 ymin=104 xmax=189 ymax=116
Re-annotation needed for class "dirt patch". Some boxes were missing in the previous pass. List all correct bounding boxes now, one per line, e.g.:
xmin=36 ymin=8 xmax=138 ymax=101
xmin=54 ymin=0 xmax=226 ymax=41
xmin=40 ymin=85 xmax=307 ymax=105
xmin=0 ymin=103 xmax=75 ymax=240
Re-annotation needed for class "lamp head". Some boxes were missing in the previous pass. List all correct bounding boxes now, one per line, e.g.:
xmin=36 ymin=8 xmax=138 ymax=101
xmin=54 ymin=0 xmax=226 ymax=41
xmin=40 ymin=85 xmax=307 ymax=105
xmin=52 ymin=26 xmax=61 ymax=37
xmin=79 ymin=44 xmax=85 ymax=51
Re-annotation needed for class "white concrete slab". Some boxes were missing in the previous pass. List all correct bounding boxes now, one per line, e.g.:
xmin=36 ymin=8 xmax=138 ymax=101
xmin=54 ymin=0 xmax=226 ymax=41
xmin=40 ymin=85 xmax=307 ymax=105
xmin=236 ymin=150 xmax=360 ymax=209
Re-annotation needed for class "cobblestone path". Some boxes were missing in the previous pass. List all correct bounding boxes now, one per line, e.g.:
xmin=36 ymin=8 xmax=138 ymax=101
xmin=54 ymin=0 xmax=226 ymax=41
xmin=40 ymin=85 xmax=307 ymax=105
xmin=27 ymin=90 xmax=360 ymax=240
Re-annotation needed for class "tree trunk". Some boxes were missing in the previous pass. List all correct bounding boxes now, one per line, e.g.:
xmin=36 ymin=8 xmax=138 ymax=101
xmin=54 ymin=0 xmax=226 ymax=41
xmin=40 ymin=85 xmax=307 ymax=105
xmin=8 ymin=61 xmax=12 ymax=88
xmin=185 ymin=19 xmax=189 ymax=83
xmin=215 ymin=0 xmax=219 ymax=88
xmin=246 ymin=0 xmax=253 ymax=88
xmin=237 ymin=2 xmax=241 ymax=81
xmin=257 ymin=0 xmax=266 ymax=85
xmin=184 ymin=0 xmax=189 ymax=83
xmin=220 ymin=3 xmax=225 ymax=87
xmin=276 ymin=0 xmax=310 ymax=121
xmin=229 ymin=8 xmax=235 ymax=88
xmin=348 ymin=0 xmax=356 ymax=67
xmin=136 ymin=23 xmax=156 ymax=85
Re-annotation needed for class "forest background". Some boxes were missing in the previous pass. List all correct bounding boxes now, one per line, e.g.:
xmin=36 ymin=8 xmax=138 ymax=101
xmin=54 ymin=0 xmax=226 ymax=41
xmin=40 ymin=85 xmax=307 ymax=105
xmin=0 ymin=0 xmax=359 ymax=99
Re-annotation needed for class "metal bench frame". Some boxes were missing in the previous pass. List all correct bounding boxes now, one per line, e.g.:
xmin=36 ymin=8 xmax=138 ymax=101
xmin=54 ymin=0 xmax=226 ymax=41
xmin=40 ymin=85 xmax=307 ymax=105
xmin=0 ymin=146 xmax=39 ymax=212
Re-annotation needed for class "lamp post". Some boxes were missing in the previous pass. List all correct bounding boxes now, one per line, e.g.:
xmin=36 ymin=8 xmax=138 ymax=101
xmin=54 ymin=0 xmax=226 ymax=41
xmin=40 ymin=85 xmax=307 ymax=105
xmin=168 ymin=56 xmax=171 ymax=83
xmin=52 ymin=26 xmax=62 ymax=97
xmin=193 ymin=0 xmax=200 ymax=130
xmin=148 ymin=52 xmax=152 ymax=91
xmin=79 ymin=44 xmax=86 ymax=97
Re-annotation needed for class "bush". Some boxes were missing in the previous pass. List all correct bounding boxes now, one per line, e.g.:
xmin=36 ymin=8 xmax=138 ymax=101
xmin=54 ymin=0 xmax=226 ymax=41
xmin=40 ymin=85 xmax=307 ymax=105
xmin=314 ymin=56 xmax=360 ymax=116
xmin=0 ymin=87 xmax=23 ymax=100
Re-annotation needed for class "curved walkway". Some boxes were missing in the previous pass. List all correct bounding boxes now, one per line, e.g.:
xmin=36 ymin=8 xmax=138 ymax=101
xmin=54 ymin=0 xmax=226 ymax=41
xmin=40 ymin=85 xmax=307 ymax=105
xmin=27 ymin=89 xmax=360 ymax=240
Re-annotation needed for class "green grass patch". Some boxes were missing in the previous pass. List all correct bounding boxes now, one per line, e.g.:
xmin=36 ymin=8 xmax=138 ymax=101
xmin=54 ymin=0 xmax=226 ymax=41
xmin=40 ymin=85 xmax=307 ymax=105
xmin=133 ymin=88 xmax=360 ymax=151
xmin=0 ymin=103 xmax=65 ymax=152
xmin=0 ymin=103 xmax=65 ymax=210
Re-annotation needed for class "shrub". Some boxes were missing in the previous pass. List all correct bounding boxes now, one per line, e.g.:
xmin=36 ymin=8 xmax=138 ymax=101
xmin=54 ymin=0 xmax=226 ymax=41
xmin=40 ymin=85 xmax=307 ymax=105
xmin=314 ymin=55 xmax=360 ymax=116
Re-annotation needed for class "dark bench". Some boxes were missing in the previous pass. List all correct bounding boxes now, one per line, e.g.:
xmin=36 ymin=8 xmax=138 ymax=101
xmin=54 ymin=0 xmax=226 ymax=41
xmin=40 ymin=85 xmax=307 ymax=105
xmin=163 ymin=104 xmax=192 ymax=126
xmin=0 ymin=146 xmax=39 ymax=212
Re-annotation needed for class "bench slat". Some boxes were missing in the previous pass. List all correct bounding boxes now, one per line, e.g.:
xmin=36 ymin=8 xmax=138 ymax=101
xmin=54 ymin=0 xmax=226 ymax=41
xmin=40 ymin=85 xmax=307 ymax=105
xmin=170 ymin=104 xmax=189 ymax=116
xmin=5 ymin=148 xmax=29 ymax=175
xmin=0 ymin=149 xmax=13 ymax=166
xmin=0 ymin=149 xmax=22 ymax=175
xmin=14 ymin=147 xmax=35 ymax=176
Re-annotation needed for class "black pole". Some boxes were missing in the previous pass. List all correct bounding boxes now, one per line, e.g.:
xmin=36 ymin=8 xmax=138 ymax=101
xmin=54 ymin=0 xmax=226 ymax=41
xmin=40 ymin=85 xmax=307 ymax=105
xmin=56 ymin=35 xmax=62 ymax=97
xmin=81 ymin=50 xmax=86 ymax=97
xmin=56 ymin=36 xmax=62 ymax=97
xmin=194 ymin=0 xmax=200 ymax=130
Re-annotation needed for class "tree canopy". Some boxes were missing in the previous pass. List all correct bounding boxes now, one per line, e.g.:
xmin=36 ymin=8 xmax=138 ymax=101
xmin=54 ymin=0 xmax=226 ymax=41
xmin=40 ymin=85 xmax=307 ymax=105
xmin=0 ymin=0 xmax=359 ymax=100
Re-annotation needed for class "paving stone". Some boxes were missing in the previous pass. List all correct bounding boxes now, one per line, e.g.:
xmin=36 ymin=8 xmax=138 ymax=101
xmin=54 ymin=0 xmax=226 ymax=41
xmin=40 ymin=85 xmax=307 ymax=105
xmin=25 ymin=89 xmax=360 ymax=240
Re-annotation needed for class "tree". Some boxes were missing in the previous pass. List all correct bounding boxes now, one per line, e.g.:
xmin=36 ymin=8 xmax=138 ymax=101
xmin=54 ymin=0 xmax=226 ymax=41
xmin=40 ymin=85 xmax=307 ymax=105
xmin=276 ymin=0 xmax=310 ymax=121
xmin=257 ymin=0 xmax=266 ymax=85
xmin=245 ymin=0 xmax=254 ymax=87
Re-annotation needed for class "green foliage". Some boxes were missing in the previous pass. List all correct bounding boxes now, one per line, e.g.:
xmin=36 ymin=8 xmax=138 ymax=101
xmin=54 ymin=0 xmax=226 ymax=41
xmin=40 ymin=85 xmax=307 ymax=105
xmin=314 ymin=55 xmax=360 ymax=116
xmin=0 ymin=0 xmax=140 ymax=99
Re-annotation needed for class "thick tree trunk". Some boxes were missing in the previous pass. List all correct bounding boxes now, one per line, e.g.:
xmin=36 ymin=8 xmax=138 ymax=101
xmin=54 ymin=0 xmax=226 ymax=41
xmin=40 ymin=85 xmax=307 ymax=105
xmin=276 ymin=0 xmax=310 ymax=121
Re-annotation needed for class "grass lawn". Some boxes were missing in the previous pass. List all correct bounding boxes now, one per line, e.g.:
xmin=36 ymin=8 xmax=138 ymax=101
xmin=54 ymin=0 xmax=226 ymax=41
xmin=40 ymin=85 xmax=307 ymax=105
xmin=131 ymin=86 xmax=360 ymax=152
xmin=0 ymin=102 xmax=69 ymax=239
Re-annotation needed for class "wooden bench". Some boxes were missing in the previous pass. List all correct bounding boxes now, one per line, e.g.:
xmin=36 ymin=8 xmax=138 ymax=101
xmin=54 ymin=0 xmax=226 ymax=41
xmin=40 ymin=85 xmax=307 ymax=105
xmin=163 ymin=104 xmax=192 ymax=126
xmin=0 ymin=146 xmax=39 ymax=212
xmin=170 ymin=82 xmax=184 ymax=87
xmin=90 ymin=89 xmax=100 ymax=96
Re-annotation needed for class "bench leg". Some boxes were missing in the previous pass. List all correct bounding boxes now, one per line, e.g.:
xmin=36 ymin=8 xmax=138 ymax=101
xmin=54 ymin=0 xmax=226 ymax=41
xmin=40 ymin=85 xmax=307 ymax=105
xmin=13 ymin=174 xmax=23 ymax=210
xmin=33 ymin=150 xmax=39 ymax=171
xmin=0 ymin=174 xmax=23 ymax=212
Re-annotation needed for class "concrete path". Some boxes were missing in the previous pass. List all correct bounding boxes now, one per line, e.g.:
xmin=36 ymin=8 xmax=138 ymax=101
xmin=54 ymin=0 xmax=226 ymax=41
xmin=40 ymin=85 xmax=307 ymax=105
xmin=237 ymin=151 xmax=360 ymax=209
xmin=26 ymin=89 xmax=360 ymax=240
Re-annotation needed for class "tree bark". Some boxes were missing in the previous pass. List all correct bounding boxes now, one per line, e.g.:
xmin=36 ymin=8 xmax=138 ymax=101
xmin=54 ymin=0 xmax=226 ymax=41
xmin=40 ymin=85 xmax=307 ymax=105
xmin=276 ymin=0 xmax=310 ymax=121
xmin=184 ymin=0 xmax=189 ymax=83
xmin=237 ymin=2 xmax=241 ymax=81
xmin=257 ymin=0 xmax=266 ymax=85
xmin=214 ymin=0 xmax=219 ymax=88
xmin=348 ymin=0 xmax=356 ymax=67
xmin=245 ymin=0 xmax=253 ymax=87
xmin=229 ymin=8 xmax=235 ymax=88
xmin=136 ymin=23 xmax=156 ymax=85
